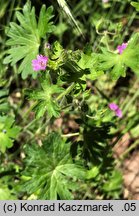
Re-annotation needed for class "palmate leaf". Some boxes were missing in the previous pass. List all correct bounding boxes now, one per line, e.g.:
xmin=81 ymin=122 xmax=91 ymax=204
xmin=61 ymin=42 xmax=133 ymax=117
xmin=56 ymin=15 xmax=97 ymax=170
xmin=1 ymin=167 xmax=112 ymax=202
xmin=77 ymin=52 xmax=104 ymax=80
xmin=23 ymin=132 xmax=86 ymax=200
xmin=0 ymin=116 xmax=20 ymax=153
xmin=3 ymin=1 xmax=55 ymax=79
xmin=0 ymin=181 xmax=16 ymax=200
xmin=102 ymin=170 xmax=123 ymax=199
xmin=131 ymin=1 xmax=139 ymax=11
xmin=97 ymin=33 xmax=139 ymax=80
xmin=26 ymin=74 xmax=64 ymax=118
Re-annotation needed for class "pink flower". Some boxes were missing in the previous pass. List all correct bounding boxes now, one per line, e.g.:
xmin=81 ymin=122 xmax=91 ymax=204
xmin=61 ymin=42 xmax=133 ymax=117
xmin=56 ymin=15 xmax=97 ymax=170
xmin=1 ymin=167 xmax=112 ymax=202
xmin=32 ymin=55 xmax=48 ymax=71
xmin=117 ymin=43 xmax=127 ymax=54
xmin=108 ymin=103 xmax=122 ymax=118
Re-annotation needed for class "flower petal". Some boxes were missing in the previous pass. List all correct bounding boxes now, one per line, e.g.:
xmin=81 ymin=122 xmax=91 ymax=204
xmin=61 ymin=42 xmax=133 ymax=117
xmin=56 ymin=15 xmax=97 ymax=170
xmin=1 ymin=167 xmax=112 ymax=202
xmin=117 ymin=43 xmax=127 ymax=54
xmin=108 ymin=103 xmax=118 ymax=111
xmin=32 ymin=55 xmax=49 ymax=71
xmin=115 ymin=109 xmax=122 ymax=118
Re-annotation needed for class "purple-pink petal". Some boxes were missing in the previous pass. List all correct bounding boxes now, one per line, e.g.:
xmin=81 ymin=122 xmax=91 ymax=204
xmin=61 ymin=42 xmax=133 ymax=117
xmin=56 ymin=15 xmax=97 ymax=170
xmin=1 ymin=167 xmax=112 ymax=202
xmin=37 ymin=55 xmax=47 ymax=62
xmin=117 ymin=43 xmax=127 ymax=54
xmin=108 ymin=103 xmax=122 ymax=118
xmin=109 ymin=103 xmax=118 ymax=111
xmin=115 ymin=109 xmax=122 ymax=118
xmin=32 ymin=55 xmax=48 ymax=71
xmin=32 ymin=61 xmax=37 ymax=65
xmin=32 ymin=64 xmax=40 ymax=71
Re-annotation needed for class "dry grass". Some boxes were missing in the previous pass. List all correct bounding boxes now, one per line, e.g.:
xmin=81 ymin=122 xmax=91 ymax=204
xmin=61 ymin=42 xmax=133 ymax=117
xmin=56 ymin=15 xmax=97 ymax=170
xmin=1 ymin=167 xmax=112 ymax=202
xmin=57 ymin=0 xmax=83 ymax=36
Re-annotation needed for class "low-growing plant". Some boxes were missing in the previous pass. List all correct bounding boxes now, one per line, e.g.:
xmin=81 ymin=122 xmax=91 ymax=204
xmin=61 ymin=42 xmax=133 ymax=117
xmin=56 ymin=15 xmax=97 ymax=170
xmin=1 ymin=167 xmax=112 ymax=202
xmin=1 ymin=0 xmax=139 ymax=200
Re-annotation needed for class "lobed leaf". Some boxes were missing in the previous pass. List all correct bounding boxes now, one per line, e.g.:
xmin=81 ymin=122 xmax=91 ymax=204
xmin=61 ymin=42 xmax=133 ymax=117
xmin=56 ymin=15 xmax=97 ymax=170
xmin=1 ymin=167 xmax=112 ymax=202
xmin=97 ymin=33 xmax=139 ymax=79
xmin=4 ymin=1 xmax=55 ymax=79
xmin=0 ymin=116 xmax=20 ymax=153
xmin=23 ymin=132 xmax=86 ymax=199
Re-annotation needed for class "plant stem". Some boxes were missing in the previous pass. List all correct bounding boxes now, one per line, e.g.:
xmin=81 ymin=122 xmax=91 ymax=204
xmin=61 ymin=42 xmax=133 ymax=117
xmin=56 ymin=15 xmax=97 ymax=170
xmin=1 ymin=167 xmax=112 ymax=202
xmin=121 ymin=78 xmax=139 ymax=110
xmin=122 ymin=88 xmax=139 ymax=115
xmin=56 ymin=82 xmax=75 ymax=101
xmin=119 ymin=140 xmax=139 ymax=161
xmin=23 ymin=101 xmax=38 ymax=119
xmin=61 ymin=132 xmax=79 ymax=137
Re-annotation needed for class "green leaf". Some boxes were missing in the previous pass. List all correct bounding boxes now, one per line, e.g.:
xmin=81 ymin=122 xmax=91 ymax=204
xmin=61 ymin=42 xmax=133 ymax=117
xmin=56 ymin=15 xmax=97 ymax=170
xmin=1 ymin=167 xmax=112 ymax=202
xmin=131 ymin=2 xmax=139 ymax=11
xmin=4 ymin=1 xmax=55 ymax=79
xmin=0 ymin=103 xmax=9 ymax=113
xmin=110 ymin=57 xmax=126 ymax=80
xmin=48 ymin=41 xmax=66 ymax=70
xmin=86 ymin=166 xmax=99 ymax=179
xmin=0 ymin=116 xmax=20 ymax=153
xmin=26 ymin=74 xmax=64 ymax=118
xmin=97 ymin=33 xmax=139 ymax=79
xmin=23 ymin=132 xmax=86 ymax=199
xmin=38 ymin=5 xmax=55 ymax=38
xmin=0 ymin=183 xmax=16 ymax=200
xmin=102 ymin=170 xmax=123 ymax=198
xmin=77 ymin=53 xmax=104 ymax=80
